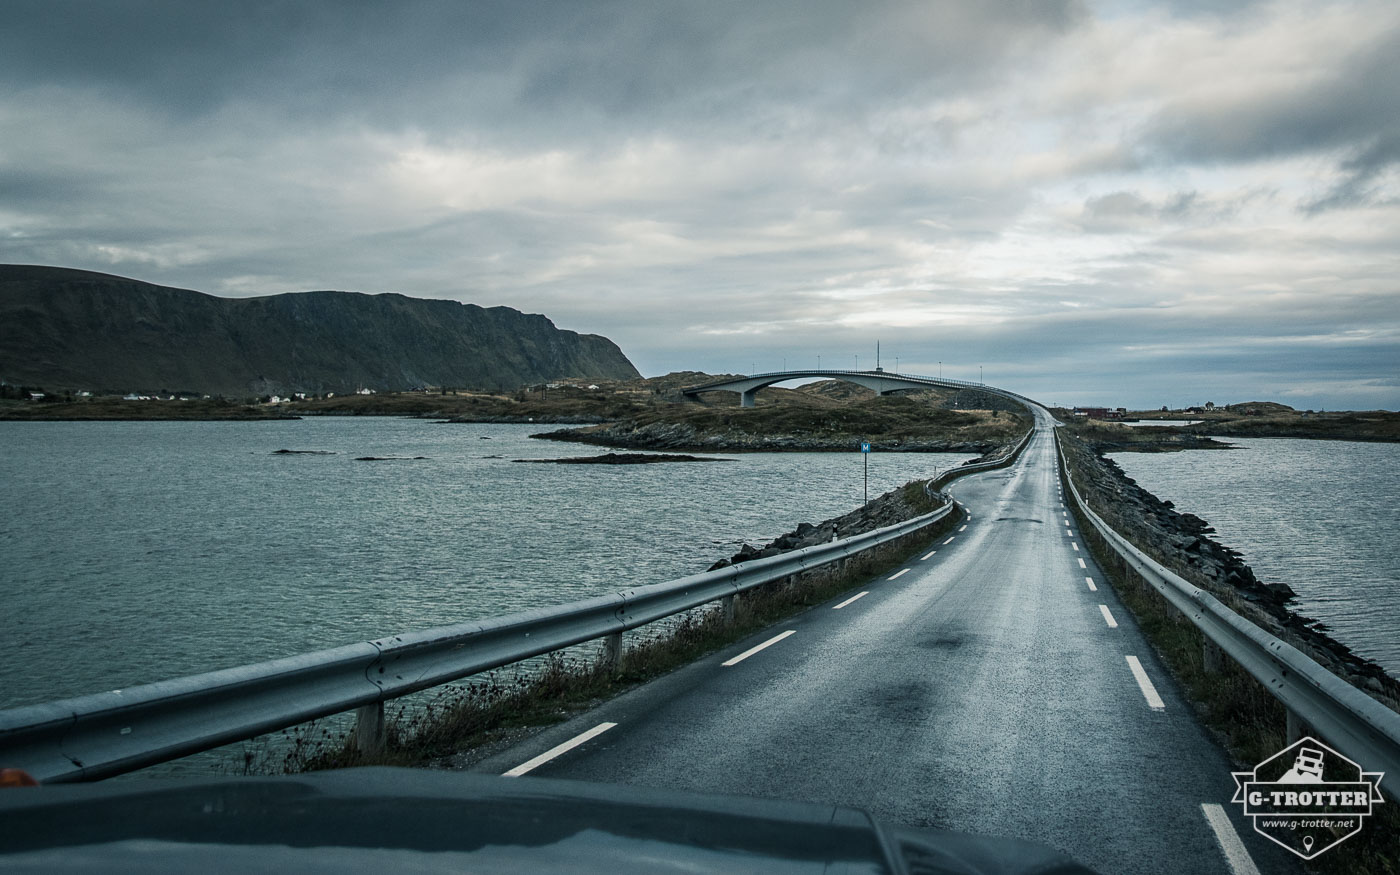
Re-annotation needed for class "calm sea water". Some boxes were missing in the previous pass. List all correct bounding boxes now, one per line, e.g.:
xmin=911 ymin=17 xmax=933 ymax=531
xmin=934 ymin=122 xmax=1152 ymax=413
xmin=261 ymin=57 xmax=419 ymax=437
xmin=0 ymin=418 xmax=974 ymax=710
xmin=1110 ymin=438 xmax=1400 ymax=677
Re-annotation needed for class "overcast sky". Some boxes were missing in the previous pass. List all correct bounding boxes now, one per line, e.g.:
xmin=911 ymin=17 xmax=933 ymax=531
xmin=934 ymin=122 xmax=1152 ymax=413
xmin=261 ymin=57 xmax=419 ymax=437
xmin=2 ymin=1 xmax=1396 ymax=408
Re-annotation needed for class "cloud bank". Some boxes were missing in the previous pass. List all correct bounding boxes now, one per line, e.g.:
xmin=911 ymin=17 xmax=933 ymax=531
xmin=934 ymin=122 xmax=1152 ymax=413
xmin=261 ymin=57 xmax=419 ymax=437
xmin=1 ymin=0 xmax=1396 ymax=408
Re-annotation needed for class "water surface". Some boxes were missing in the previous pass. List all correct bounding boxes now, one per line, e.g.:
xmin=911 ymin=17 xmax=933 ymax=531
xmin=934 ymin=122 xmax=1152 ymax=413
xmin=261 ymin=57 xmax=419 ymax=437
xmin=1110 ymin=438 xmax=1399 ymax=676
xmin=1 ymin=418 xmax=972 ymax=709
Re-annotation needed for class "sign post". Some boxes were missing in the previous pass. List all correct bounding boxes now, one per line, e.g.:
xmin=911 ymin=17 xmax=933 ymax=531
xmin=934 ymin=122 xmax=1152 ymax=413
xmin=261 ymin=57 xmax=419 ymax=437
xmin=860 ymin=441 xmax=871 ymax=504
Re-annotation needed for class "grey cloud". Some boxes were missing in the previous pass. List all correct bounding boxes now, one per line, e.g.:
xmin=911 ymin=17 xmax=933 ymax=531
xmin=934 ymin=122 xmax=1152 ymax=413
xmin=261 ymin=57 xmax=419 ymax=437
xmin=1078 ymin=189 xmax=1255 ymax=233
xmin=1 ymin=0 xmax=1085 ymax=142
xmin=1141 ymin=23 xmax=1400 ymax=181
xmin=1305 ymin=131 xmax=1400 ymax=213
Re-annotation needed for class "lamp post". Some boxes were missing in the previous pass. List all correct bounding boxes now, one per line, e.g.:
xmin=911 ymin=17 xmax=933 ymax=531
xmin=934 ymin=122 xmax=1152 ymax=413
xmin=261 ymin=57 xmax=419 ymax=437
xmin=855 ymin=354 xmax=859 ymax=371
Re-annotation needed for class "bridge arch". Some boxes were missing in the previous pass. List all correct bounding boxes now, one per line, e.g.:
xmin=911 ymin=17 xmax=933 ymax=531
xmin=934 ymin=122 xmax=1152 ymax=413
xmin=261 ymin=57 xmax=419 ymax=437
xmin=680 ymin=369 xmax=985 ymax=408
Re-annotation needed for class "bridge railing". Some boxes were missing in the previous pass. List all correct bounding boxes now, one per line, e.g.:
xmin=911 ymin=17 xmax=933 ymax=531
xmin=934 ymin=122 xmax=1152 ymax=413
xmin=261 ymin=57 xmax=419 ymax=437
xmin=682 ymin=369 xmax=988 ymax=393
xmin=1 ymin=485 xmax=971 ymax=783
xmin=1055 ymin=432 xmax=1400 ymax=792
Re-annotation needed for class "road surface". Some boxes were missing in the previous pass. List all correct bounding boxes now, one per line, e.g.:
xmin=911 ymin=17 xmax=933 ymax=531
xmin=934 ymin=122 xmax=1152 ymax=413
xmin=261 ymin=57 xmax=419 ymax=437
xmin=475 ymin=414 xmax=1301 ymax=874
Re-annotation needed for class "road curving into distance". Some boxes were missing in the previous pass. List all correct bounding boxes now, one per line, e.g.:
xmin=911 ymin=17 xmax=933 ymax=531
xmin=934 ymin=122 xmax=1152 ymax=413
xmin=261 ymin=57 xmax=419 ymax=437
xmin=475 ymin=406 xmax=1303 ymax=874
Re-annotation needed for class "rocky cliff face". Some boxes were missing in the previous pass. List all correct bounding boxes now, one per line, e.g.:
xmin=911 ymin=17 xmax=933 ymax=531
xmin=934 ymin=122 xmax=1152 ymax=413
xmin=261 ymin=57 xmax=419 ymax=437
xmin=0 ymin=266 xmax=640 ymax=395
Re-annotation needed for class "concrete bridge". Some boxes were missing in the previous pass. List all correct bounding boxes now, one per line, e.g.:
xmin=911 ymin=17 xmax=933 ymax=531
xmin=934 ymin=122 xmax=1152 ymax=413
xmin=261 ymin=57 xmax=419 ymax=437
xmin=682 ymin=368 xmax=1004 ymax=407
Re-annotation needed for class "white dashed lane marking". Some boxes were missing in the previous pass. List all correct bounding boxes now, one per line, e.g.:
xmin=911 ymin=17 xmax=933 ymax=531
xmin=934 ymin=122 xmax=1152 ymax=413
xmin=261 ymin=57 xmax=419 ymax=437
xmin=723 ymin=630 xmax=797 ymax=667
xmin=1078 ymin=558 xmax=1087 ymax=569
xmin=1126 ymin=655 xmax=1166 ymax=710
xmin=888 ymin=568 xmax=910 ymax=581
xmin=920 ymin=550 xmax=937 ymax=561
xmin=1099 ymin=605 xmax=1119 ymax=628
xmin=1201 ymin=803 xmax=1262 ymax=875
xmin=503 ymin=722 xmax=618 ymax=777
xmin=1085 ymin=576 xmax=1097 ymax=591
xmin=833 ymin=591 xmax=869 ymax=609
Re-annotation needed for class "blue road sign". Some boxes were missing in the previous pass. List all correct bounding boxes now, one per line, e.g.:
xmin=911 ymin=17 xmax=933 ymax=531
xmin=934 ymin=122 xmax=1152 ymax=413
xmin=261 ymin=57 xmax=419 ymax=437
xmin=860 ymin=442 xmax=871 ymax=453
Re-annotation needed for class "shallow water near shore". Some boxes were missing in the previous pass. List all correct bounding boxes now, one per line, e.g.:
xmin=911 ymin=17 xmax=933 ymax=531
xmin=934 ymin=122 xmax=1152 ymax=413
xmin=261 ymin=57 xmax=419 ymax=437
xmin=1110 ymin=438 xmax=1400 ymax=677
xmin=0 ymin=417 xmax=974 ymax=710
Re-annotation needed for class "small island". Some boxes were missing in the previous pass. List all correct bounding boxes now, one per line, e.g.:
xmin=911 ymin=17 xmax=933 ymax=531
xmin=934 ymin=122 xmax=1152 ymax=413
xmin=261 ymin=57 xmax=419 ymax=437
xmin=515 ymin=452 xmax=732 ymax=465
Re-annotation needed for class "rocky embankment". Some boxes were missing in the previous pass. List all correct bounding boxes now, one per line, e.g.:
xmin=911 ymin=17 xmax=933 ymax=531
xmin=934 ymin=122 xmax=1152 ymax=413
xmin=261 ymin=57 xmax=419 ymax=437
xmin=1059 ymin=432 xmax=1400 ymax=711
xmin=708 ymin=477 xmax=952 ymax=569
xmin=702 ymin=435 xmax=1026 ymax=570
xmin=532 ymin=420 xmax=996 ymax=453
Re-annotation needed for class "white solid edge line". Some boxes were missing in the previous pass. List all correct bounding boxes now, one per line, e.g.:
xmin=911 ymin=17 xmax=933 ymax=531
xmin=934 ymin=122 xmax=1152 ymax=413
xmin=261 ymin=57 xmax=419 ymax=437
xmin=1201 ymin=803 xmax=1262 ymax=875
xmin=888 ymin=568 xmax=910 ymax=580
xmin=1099 ymin=604 xmax=1119 ymax=628
xmin=1126 ymin=655 xmax=1166 ymax=710
xmin=920 ymin=550 xmax=937 ymax=561
xmin=1085 ymin=576 xmax=1097 ymax=591
xmin=503 ymin=722 xmax=618 ymax=777
xmin=723 ymin=629 xmax=797 ymax=667
xmin=833 ymin=591 xmax=869 ymax=609
xmin=1077 ymin=558 xmax=1087 ymax=569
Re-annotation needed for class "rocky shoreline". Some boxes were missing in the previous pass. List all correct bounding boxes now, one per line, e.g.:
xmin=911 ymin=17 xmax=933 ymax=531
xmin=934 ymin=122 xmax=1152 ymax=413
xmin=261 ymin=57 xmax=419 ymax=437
xmin=516 ymin=452 xmax=730 ymax=465
xmin=708 ymin=477 xmax=952 ymax=569
xmin=439 ymin=414 xmax=612 ymax=425
xmin=531 ymin=420 xmax=997 ymax=453
xmin=703 ymin=438 xmax=1025 ymax=569
xmin=1059 ymin=431 xmax=1399 ymax=710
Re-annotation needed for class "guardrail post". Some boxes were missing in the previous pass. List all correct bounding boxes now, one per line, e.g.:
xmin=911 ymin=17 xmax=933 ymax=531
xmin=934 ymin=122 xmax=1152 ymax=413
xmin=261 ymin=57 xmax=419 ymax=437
xmin=602 ymin=632 xmax=623 ymax=671
xmin=1202 ymin=640 xmax=1223 ymax=674
xmin=1286 ymin=708 xmax=1307 ymax=746
xmin=353 ymin=702 xmax=386 ymax=756
xmin=722 ymin=594 xmax=737 ymax=624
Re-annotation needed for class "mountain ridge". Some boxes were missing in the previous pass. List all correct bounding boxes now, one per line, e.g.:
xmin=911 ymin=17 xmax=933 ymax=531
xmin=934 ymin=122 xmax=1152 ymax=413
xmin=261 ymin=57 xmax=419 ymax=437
xmin=0 ymin=265 xmax=640 ymax=396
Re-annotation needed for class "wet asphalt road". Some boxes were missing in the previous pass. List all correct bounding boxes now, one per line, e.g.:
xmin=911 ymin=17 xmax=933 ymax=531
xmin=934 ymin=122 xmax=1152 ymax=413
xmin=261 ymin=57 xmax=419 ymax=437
xmin=475 ymin=414 xmax=1303 ymax=874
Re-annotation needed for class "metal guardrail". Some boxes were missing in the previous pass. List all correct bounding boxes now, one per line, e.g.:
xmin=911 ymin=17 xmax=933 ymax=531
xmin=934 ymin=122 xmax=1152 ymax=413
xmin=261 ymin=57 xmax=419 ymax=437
xmin=1055 ymin=432 xmax=1400 ymax=791
xmin=929 ymin=428 xmax=1033 ymax=494
xmin=1 ymin=491 xmax=970 ymax=784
